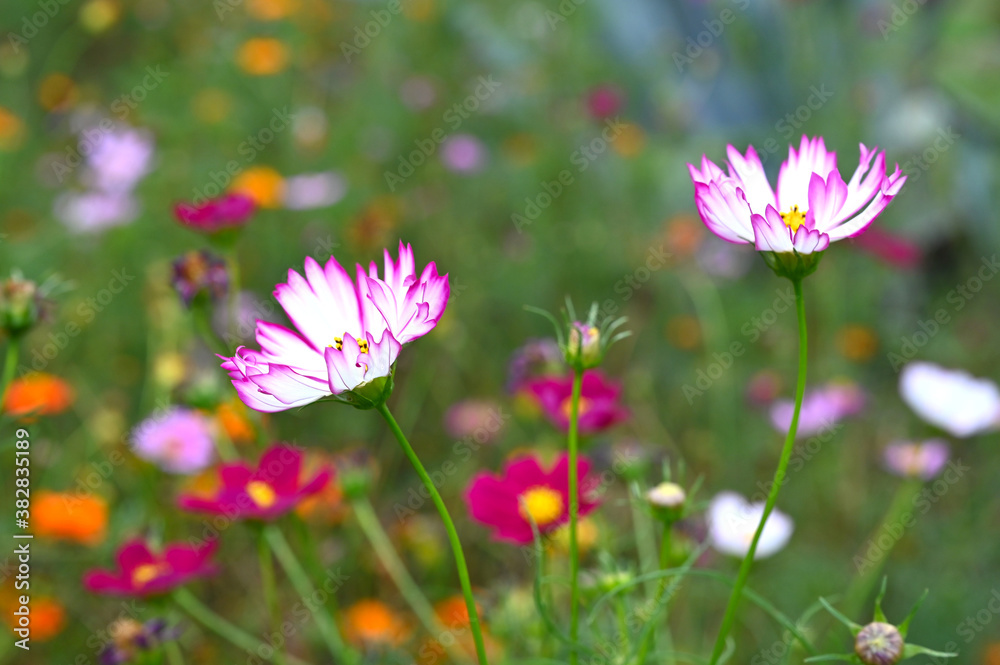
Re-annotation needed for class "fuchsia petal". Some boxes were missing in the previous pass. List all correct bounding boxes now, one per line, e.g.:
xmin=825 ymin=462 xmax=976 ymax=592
xmin=751 ymin=206 xmax=794 ymax=253
xmin=806 ymin=171 xmax=849 ymax=231
xmin=117 ymin=539 xmax=155 ymax=572
xmin=255 ymin=445 xmax=302 ymax=493
xmin=693 ymin=180 xmax=754 ymax=244
xmin=726 ymin=144 xmax=777 ymax=212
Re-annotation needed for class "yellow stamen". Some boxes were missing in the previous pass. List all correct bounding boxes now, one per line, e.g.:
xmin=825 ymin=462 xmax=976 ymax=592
xmin=518 ymin=486 xmax=564 ymax=527
xmin=131 ymin=563 xmax=169 ymax=587
xmin=780 ymin=205 xmax=807 ymax=232
xmin=246 ymin=480 xmax=277 ymax=508
xmin=560 ymin=396 xmax=591 ymax=420
xmin=330 ymin=336 xmax=370 ymax=353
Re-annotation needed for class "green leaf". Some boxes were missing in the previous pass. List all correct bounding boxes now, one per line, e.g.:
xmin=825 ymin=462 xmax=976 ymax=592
xmin=873 ymin=576 xmax=888 ymax=623
xmin=819 ymin=597 xmax=862 ymax=635
xmin=804 ymin=654 xmax=860 ymax=663
xmin=902 ymin=644 xmax=958 ymax=659
xmin=898 ymin=588 xmax=929 ymax=639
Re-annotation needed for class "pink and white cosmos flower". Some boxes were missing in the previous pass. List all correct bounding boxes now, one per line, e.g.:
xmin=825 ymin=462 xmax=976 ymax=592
xmin=220 ymin=242 xmax=449 ymax=412
xmin=689 ymin=135 xmax=907 ymax=255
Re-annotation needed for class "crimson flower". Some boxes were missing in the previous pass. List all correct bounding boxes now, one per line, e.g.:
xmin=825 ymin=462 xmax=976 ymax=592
xmin=174 ymin=192 xmax=255 ymax=234
xmin=524 ymin=370 xmax=629 ymax=434
xmin=465 ymin=454 xmax=601 ymax=545
xmin=177 ymin=445 xmax=330 ymax=521
xmin=84 ymin=539 xmax=217 ymax=597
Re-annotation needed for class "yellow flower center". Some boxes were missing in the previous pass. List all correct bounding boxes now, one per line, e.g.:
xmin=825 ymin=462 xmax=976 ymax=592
xmin=560 ymin=396 xmax=591 ymax=420
xmin=518 ymin=486 xmax=564 ymax=527
xmin=331 ymin=336 xmax=369 ymax=353
xmin=780 ymin=205 xmax=807 ymax=232
xmin=131 ymin=563 xmax=169 ymax=587
xmin=246 ymin=480 xmax=277 ymax=508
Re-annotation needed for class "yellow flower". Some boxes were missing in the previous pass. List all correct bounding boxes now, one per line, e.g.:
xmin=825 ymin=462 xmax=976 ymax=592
xmin=0 ymin=107 xmax=24 ymax=151
xmin=80 ymin=0 xmax=121 ymax=33
xmin=37 ymin=73 xmax=78 ymax=111
xmin=237 ymin=38 xmax=290 ymax=76
xmin=611 ymin=122 xmax=645 ymax=157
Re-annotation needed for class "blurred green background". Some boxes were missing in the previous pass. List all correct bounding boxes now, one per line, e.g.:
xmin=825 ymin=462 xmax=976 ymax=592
xmin=1 ymin=0 xmax=1000 ymax=662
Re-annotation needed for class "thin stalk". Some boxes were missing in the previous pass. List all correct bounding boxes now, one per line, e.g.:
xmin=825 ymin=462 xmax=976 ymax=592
xmin=173 ymin=588 xmax=311 ymax=665
xmin=376 ymin=402 xmax=489 ymax=665
xmin=1 ymin=337 xmax=20 ymax=403
xmin=351 ymin=496 xmax=473 ymax=664
xmin=164 ymin=638 xmax=185 ymax=665
xmin=634 ymin=525 xmax=677 ymax=665
xmin=263 ymin=525 xmax=358 ymax=665
xmin=567 ymin=368 xmax=584 ymax=665
xmin=258 ymin=532 xmax=285 ymax=665
xmin=708 ymin=278 xmax=809 ymax=665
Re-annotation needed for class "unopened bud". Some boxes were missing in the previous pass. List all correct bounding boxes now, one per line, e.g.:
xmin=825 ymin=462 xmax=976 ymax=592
xmin=567 ymin=322 xmax=601 ymax=368
xmin=854 ymin=622 xmax=903 ymax=665
xmin=646 ymin=482 xmax=686 ymax=523
xmin=0 ymin=274 xmax=40 ymax=336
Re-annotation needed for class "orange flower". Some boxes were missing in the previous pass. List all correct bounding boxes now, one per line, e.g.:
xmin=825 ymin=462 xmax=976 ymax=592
xmin=611 ymin=122 xmax=645 ymax=157
xmin=237 ymin=38 xmax=290 ymax=76
xmin=0 ymin=107 xmax=25 ymax=151
xmin=421 ymin=598 xmax=501 ymax=664
xmin=231 ymin=166 xmax=285 ymax=208
xmin=247 ymin=0 xmax=298 ymax=20
xmin=837 ymin=324 xmax=879 ymax=362
xmin=3 ymin=373 xmax=74 ymax=420
xmin=34 ymin=492 xmax=108 ymax=545
xmin=434 ymin=596 xmax=479 ymax=629
xmin=3 ymin=596 xmax=65 ymax=641
xmin=342 ymin=600 xmax=410 ymax=648
xmin=216 ymin=399 xmax=256 ymax=444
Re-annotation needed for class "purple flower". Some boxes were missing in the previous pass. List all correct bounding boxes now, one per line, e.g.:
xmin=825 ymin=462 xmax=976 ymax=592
xmin=131 ymin=408 xmax=215 ymax=474
xmin=283 ymin=172 xmax=347 ymax=210
xmin=882 ymin=440 xmax=950 ymax=480
xmin=770 ymin=381 xmax=865 ymax=438
xmin=55 ymin=191 xmax=139 ymax=233
xmin=440 ymin=134 xmax=486 ymax=173
xmin=82 ymin=127 xmax=155 ymax=194
xmin=444 ymin=399 xmax=505 ymax=442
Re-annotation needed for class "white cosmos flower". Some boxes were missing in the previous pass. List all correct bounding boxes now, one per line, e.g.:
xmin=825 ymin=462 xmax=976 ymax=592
xmin=707 ymin=492 xmax=794 ymax=559
xmin=899 ymin=362 xmax=1000 ymax=438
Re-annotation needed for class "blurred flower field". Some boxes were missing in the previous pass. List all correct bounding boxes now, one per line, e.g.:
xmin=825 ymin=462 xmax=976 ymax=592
xmin=1 ymin=0 xmax=1000 ymax=663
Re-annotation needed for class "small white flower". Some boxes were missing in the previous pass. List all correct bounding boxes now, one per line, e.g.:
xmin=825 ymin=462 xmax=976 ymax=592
xmin=899 ymin=362 xmax=1000 ymax=438
xmin=707 ymin=492 xmax=793 ymax=559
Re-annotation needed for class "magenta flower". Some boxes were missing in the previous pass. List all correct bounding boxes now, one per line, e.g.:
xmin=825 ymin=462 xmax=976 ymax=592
xmin=219 ymin=242 xmax=449 ymax=412
xmin=177 ymin=445 xmax=331 ymax=521
xmin=465 ymin=454 xmax=601 ymax=544
xmin=585 ymin=84 xmax=623 ymax=120
xmin=688 ymin=135 xmax=906 ymax=257
xmin=883 ymin=440 xmax=950 ymax=480
xmin=524 ymin=370 xmax=630 ymax=434
xmin=84 ymin=539 xmax=218 ymax=597
xmin=131 ymin=408 xmax=215 ymax=474
xmin=770 ymin=381 xmax=865 ymax=438
xmin=173 ymin=193 xmax=255 ymax=234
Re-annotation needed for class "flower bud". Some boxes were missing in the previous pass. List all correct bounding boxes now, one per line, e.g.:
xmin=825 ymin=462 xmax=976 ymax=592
xmin=854 ymin=622 xmax=904 ymax=665
xmin=0 ymin=274 xmax=40 ymax=336
xmin=645 ymin=481 xmax=687 ymax=523
xmin=567 ymin=322 xmax=601 ymax=368
xmin=171 ymin=250 xmax=229 ymax=307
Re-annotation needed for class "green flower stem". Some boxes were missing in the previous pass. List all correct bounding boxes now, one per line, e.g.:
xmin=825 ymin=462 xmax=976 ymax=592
xmin=226 ymin=249 xmax=242 ymax=337
xmin=567 ymin=367 xmax=584 ymax=665
xmin=376 ymin=402 xmax=490 ymax=665
xmin=351 ymin=496 xmax=473 ymax=663
xmin=633 ymin=525 xmax=677 ymax=665
xmin=1 ymin=337 xmax=20 ymax=403
xmin=164 ymin=638 xmax=185 ymax=665
xmin=263 ymin=525 xmax=358 ymax=665
xmin=258 ymin=531 xmax=285 ymax=665
xmin=708 ymin=278 xmax=809 ymax=665
xmin=172 ymin=587 xmax=311 ymax=665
